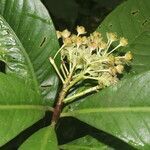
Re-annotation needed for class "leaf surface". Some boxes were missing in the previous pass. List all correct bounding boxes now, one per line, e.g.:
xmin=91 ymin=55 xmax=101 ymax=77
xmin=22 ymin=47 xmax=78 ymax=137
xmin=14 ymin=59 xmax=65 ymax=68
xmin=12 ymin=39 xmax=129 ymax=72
xmin=0 ymin=73 xmax=48 ymax=146
xmin=98 ymin=0 xmax=150 ymax=42
xmin=125 ymin=32 xmax=150 ymax=74
xmin=63 ymin=71 xmax=150 ymax=149
xmin=20 ymin=125 xmax=58 ymax=150
xmin=59 ymin=136 xmax=112 ymax=150
xmin=0 ymin=15 xmax=38 ymax=91
xmin=0 ymin=0 xmax=60 ymax=102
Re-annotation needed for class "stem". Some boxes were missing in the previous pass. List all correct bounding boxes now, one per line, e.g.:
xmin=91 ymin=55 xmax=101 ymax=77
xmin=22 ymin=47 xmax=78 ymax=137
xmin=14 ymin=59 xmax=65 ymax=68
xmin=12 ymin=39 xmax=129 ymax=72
xmin=90 ymin=58 xmax=108 ymax=64
xmin=61 ymin=64 xmax=67 ymax=79
xmin=69 ymin=52 xmax=73 ymax=72
xmin=62 ymin=61 xmax=69 ymax=75
xmin=49 ymin=57 xmax=65 ymax=83
xmin=51 ymin=84 xmax=68 ymax=124
xmin=84 ymin=76 xmax=99 ymax=80
xmin=67 ymin=73 xmax=84 ymax=90
xmin=53 ymin=44 xmax=65 ymax=59
xmin=107 ymin=44 xmax=121 ymax=55
xmin=116 ymin=56 xmax=124 ymax=59
xmin=51 ymin=70 xmax=84 ymax=124
xmin=103 ymin=41 xmax=112 ymax=55
xmin=64 ymin=85 xmax=100 ymax=103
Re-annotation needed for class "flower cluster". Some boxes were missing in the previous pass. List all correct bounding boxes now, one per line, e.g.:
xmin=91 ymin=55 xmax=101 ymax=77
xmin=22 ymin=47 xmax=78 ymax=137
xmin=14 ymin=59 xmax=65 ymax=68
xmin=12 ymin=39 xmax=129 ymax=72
xmin=53 ymin=26 xmax=132 ymax=88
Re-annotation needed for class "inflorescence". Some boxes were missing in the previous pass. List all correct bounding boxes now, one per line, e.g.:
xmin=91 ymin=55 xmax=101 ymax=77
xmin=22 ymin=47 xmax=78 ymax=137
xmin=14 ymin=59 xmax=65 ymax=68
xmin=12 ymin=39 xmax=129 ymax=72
xmin=50 ymin=26 xmax=133 ymax=103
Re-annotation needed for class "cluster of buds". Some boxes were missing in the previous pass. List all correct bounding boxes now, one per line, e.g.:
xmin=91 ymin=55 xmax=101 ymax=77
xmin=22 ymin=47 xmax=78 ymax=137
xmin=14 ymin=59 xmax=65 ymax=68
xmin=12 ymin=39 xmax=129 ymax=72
xmin=53 ymin=26 xmax=132 ymax=87
xmin=50 ymin=26 xmax=133 ymax=103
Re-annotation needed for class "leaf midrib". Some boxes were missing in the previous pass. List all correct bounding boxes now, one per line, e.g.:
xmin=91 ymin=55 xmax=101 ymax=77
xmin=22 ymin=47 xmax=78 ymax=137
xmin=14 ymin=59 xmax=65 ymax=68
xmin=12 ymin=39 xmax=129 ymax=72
xmin=0 ymin=104 xmax=53 ymax=111
xmin=62 ymin=107 xmax=150 ymax=116
xmin=40 ymin=126 xmax=53 ymax=150
xmin=59 ymin=144 xmax=102 ymax=150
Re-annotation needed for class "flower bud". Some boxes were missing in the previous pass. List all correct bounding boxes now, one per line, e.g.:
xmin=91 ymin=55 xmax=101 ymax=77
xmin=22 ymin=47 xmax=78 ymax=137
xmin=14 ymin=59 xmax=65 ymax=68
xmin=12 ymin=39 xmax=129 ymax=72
xmin=107 ymin=32 xmax=117 ymax=42
xmin=109 ymin=67 xmax=117 ymax=75
xmin=82 ymin=36 xmax=88 ymax=44
xmin=93 ymin=31 xmax=101 ymax=37
xmin=76 ymin=36 xmax=82 ymax=47
xmin=89 ymin=42 xmax=98 ymax=51
xmin=115 ymin=57 xmax=122 ymax=65
xmin=63 ymin=38 xmax=72 ymax=45
xmin=99 ymin=41 xmax=107 ymax=49
xmin=56 ymin=31 xmax=61 ymax=39
xmin=61 ymin=29 xmax=71 ymax=38
xmin=76 ymin=26 xmax=86 ymax=35
xmin=119 ymin=37 xmax=128 ymax=46
xmin=124 ymin=51 xmax=133 ymax=61
xmin=71 ymin=34 xmax=77 ymax=42
xmin=108 ymin=55 xmax=115 ymax=64
xmin=115 ymin=65 xmax=124 ymax=74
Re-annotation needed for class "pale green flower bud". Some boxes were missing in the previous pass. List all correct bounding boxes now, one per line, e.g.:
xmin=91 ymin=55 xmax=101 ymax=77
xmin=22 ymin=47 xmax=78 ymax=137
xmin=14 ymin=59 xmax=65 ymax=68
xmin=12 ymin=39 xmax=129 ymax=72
xmin=119 ymin=37 xmax=128 ymax=46
xmin=124 ymin=51 xmax=133 ymax=61
xmin=76 ymin=26 xmax=86 ymax=35
xmin=61 ymin=29 xmax=71 ymax=38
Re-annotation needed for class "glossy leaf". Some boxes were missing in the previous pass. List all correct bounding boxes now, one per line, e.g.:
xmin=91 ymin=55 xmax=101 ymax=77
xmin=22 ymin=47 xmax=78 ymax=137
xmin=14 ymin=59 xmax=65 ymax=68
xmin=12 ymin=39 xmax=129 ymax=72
xmin=63 ymin=71 xmax=150 ymax=149
xmin=0 ymin=15 xmax=38 ymax=91
xmin=125 ymin=32 xmax=150 ymax=74
xmin=0 ymin=0 xmax=60 ymax=102
xmin=97 ymin=0 xmax=150 ymax=43
xmin=20 ymin=125 xmax=58 ymax=150
xmin=59 ymin=136 xmax=112 ymax=150
xmin=0 ymin=73 xmax=48 ymax=146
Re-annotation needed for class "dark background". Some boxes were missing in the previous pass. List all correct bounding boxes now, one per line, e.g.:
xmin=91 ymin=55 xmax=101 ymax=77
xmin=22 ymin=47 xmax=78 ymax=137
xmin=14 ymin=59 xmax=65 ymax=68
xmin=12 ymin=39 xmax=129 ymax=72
xmin=41 ymin=0 xmax=125 ymax=32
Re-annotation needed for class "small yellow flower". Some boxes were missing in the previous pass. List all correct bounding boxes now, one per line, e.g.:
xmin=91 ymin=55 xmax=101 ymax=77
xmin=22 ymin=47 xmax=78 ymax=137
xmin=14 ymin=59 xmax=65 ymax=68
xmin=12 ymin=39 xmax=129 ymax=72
xmin=70 ymin=34 xmax=77 ymax=42
xmin=89 ymin=42 xmax=98 ymax=50
xmin=124 ymin=51 xmax=133 ymax=61
xmin=93 ymin=31 xmax=101 ymax=37
xmin=82 ymin=36 xmax=88 ymax=44
xmin=115 ymin=65 xmax=124 ymax=74
xmin=61 ymin=29 xmax=71 ymax=38
xmin=76 ymin=36 xmax=82 ymax=47
xmin=114 ymin=57 xmax=122 ymax=65
xmin=108 ymin=55 xmax=115 ymax=64
xmin=109 ymin=67 xmax=117 ymax=75
xmin=99 ymin=41 xmax=107 ymax=49
xmin=119 ymin=37 xmax=128 ymax=46
xmin=76 ymin=26 xmax=86 ymax=35
xmin=107 ymin=32 xmax=117 ymax=42
xmin=63 ymin=38 xmax=72 ymax=45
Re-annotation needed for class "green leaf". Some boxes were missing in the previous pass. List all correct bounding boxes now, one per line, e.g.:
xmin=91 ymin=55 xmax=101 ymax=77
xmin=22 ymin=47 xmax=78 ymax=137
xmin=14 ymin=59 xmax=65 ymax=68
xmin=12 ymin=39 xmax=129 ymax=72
xmin=0 ymin=73 xmax=49 ymax=146
xmin=59 ymin=136 xmax=112 ymax=150
xmin=97 ymin=0 xmax=150 ymax=43
xmin=0 ymin=15 xmax=39 ymax=92
xmin=20 ymin=125 xmax=58 ymax=150
xmin=0 ymin=0 xmax=60 ymax=103
xmin=62 ymin=71 xmax=150 ymax=149
xmin=125 ymin=32 xmax=150 ymax=74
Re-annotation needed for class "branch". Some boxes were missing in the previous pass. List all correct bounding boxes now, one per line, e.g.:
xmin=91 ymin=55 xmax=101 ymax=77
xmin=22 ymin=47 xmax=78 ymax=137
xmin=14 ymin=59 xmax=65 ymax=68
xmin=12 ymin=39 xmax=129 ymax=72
xmin=63 ymin=85 xmax=100 ymax=103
